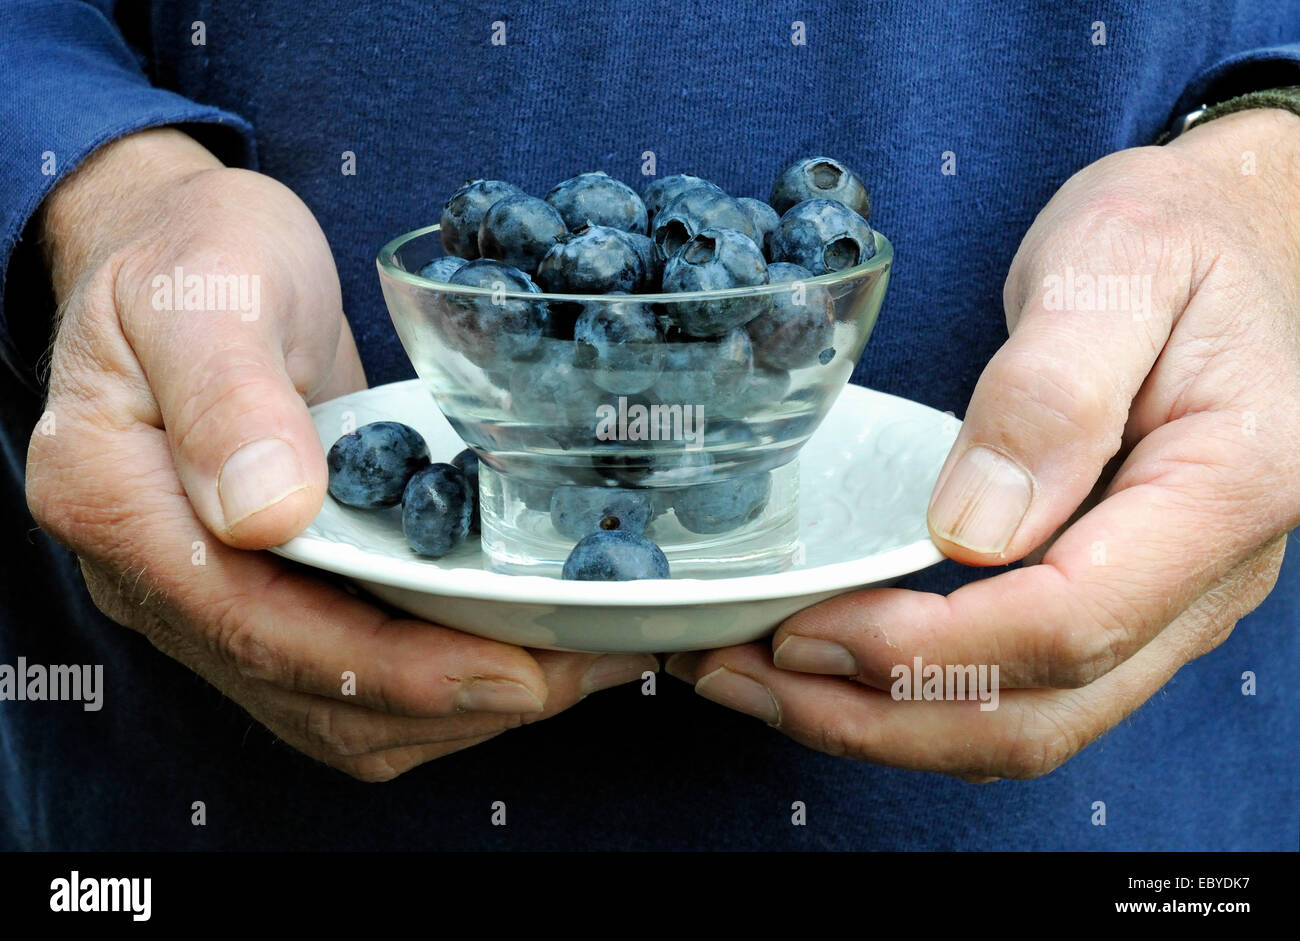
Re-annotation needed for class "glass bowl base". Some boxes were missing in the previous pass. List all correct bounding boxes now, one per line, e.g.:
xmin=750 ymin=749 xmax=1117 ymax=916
xmin=479 ymin=461 xmax=800 ymax=578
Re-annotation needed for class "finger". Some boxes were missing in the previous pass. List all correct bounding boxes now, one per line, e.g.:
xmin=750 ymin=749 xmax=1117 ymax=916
xmin=929 ymin=151 xmax=1201 ymax=563
xmin=231 ymin=649 xmax=658 ymax=768
xmin=114 ymin=234 xmax=345 ymax=549
xmin=667 ymin=541 xmax=1280 ymax=777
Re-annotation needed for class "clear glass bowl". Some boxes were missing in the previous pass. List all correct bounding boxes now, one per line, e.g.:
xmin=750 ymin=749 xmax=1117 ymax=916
xmin=377 ymin=224 xmax=892 ymax=577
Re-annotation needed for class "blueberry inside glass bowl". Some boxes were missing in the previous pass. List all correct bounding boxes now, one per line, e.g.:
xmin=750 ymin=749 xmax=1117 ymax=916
xmin=377 ymin=223 xmax=892 ymax=577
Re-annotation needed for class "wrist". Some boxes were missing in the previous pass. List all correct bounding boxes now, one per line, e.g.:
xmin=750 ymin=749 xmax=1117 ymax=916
xmin=39 ymin=127 xmax=223 ymax=299
xmin=1167 ymin=105 xmax=1300 ymax=166
xmin=1168 ymin=107 xmax=1300 ymax=239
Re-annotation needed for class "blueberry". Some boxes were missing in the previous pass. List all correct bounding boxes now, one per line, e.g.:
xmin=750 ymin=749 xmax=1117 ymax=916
xmin=764 ymin=260 xmax=813 ymax=285
xmin=673 ymin=472 xmax=771 ymax=534
xmin=745 ymin=261 xmax=835 ymax=369
xmin=768 ymin=399 xmax=822 ymax=445
xmin=327 ymin=421 xmax=430 ymax=508
xmin=561 ymin=529 xmax=670 ymax=581
xmin=419 ymin=256 xmax=468 ymax=282
xmin=534 ymin=224 xmax=645 ymax=294
xmin=652 ymin=326 xmax=753 ymax=411
xmin=702 ymin=419 xmax=758 ymax=450
xmin=725 ymin=365 xmax=791 ymax=416
xmin=661 ymin=227 xmax=770 ymax=336
xmin=641 ymin=174 xmax=724 ymax=222
xmin=440 ymin=179 xmax=523 ymax=259
xmin=641 ymin=449 xmax=715 ymax=517
xmin=508 ymin=339 xmax=599 ymax=425
xmin=736 ymin=197 xmax=780 ymax=257
xmin=652 ymin=188 xmax=758 ymax=261
xmin=818 ymin=347 xmax=835 ymax=365
xmin=451 ymin=448 xmax=481 ymax=533
xmin=402 ymin=464 xmax=474 ymax=557
xmin=545 ymin=171 xmax=648 ymax=235
xmin=519 ymin=480 xmax=557 ymax=511
xmin=769 ymin=156 xmax=871 ymax=218
xmin=620 ymin=231 xmax=663 ymax=291
xmin=637 ymin=445 xmax=711 ymax=489
xmin=478 ymin=194 xmax=567 ymax=272
xmin=541 ymin=301 xmax=583 ymax=341
xmin=550 ymin=485 xmax=654 ymax=539
xmin=444 ymin=259 xmax=546 ymax=366
xmin=702 ymin=419 xmax=791 ymax=475
xmin=574 ymin=295 xmax=664 ymax=395
xmin=590 ymin=445 xmax=678 ymax=490
xmin=769 ymin=199 xmax=875 ymax=275
xmin=585 ymin=391 xmax=687 ymax=486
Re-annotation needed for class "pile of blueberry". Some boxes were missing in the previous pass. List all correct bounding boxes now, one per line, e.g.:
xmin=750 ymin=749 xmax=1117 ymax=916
xmin=341 ymin=158 xmax=876 ymax=580
xmin=422 ymin=156 xmax=874 ymax=360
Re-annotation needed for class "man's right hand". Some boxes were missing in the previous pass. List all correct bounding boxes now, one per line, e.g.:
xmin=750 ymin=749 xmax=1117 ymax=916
xmin=25 ymin=128 xmax=655 ymax=781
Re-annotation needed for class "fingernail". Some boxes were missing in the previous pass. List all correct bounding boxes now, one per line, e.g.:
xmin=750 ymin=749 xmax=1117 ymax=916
xmin=455 ymin=678 xmax=545 ymax=714
xmin=218 ymin=437 xmax=310 ymax=529
xmin=664 ymin=652 xmax=700 ymax=683
xmin=773 ymin=635 xmax=858 ymax=675
xmin=928 ymin=445 xmax=1032 ymax=554
xmin=695 ymin=668 xmax=781 ymax=725
xmin=581 ymin=653 xmax=659 ymax=696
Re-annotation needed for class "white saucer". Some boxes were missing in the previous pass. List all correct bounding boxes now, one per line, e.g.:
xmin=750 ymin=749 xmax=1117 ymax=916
xmin=271 ymin=379 xmax=960 ymax=652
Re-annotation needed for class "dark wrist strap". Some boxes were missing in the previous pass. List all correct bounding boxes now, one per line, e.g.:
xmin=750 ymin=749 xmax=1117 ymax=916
xmin=1159 ymin=85 xmax=1300 ymax=143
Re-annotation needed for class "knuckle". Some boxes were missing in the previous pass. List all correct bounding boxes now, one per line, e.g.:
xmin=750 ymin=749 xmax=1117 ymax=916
xmin=1057 ymin=176 xmax=1195 ymax=281
xmin=302 ymin=700 xmax=371 ymax=758
xmin=978 ymin=349 xmax=1124 ymax=463
xmin=998 ymin=705 xmax=1079 ymax=779
xmin=1043 ymin=616 xmax=1127 ymax=689
xmin=169 ymin=358 xmax=281 ymax=462
xmin=808 ymin=712 xmax=870 ymax=761
xmin=1076 ymin=148 xmax=1188 ymax=227
xmin=1076 ymin=197 xmax=1165 ymax=256
xmin=208 ymin=599 xmax=286 ymax=684
xmin=1200 ymin=619 xmax=1238 ymax=657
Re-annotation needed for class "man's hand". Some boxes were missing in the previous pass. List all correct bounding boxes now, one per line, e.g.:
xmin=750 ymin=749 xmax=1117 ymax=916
xmin=26 ymin=128 xmax=654 ymax=781
xmin=666 ymin=108 xmax=1300 ymax=779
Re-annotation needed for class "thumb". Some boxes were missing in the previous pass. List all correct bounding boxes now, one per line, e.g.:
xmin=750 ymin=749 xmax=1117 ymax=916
xmin=126 ymin=268 xmax=342 ymax=549
xmin=928 ymin=206 xmax=1190 ymax=564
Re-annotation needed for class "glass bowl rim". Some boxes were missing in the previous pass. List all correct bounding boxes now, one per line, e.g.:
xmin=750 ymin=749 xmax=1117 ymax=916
xmin=377 ymin=223 xmax=892 ymax=304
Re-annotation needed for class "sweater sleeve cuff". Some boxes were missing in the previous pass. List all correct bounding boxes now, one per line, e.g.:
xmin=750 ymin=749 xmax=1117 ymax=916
xmin=0 ymin=1 xmax=256 ymax=391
